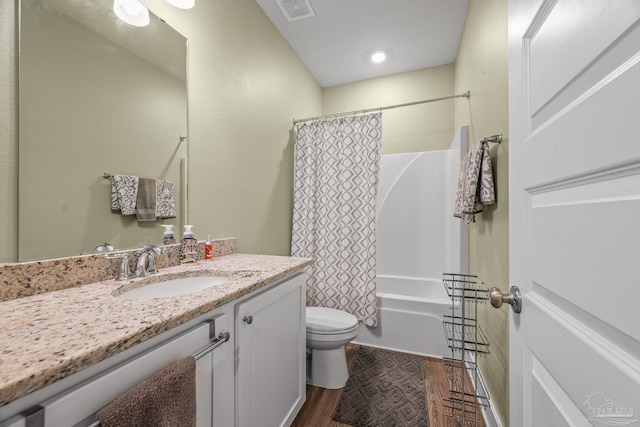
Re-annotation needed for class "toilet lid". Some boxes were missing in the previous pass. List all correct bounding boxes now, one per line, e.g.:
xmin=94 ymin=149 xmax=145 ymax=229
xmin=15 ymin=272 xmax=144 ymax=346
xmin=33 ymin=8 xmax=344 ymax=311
xmin=306 ymin=307 xmax=359 ymax=334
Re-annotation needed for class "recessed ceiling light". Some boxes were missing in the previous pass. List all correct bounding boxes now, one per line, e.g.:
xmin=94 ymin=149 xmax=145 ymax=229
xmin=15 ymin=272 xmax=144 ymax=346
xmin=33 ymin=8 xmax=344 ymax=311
xmin=371 ymin=51 xmax=387 ymax=64
xmin=113 ymin=0 xmax=150 ymax=27
xmin=166 ymin=0 xmax=195 ymax=9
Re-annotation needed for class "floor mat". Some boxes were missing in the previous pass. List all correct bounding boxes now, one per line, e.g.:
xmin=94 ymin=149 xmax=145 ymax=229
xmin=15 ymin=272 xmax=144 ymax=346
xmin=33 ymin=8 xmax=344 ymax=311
xmin=332 ymin=346 xmax=429 ymax=427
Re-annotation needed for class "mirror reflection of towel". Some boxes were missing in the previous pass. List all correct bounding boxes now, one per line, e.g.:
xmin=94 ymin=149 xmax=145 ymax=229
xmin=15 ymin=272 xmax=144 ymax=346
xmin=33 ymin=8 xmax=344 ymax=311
xmin=111 ymin=175 xmax=139 ymax=216
xmin=155 ymin=180 xmax=176 ymax=219
xmin=96 ymin=357 xmax=196 ymax=427
xmin=136 ymin=178 xmax=157 ymax=221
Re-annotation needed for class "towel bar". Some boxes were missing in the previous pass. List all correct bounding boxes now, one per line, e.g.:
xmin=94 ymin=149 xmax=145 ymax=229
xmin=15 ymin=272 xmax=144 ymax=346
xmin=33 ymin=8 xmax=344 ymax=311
xmin=83 ymin=331 xmax=230 ymax=427
xmin=194 ymin=331 xmax=231 ymax=360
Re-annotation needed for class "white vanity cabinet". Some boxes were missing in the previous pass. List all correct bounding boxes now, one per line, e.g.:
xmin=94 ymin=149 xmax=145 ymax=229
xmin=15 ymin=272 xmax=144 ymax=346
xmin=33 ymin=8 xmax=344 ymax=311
xmin=235 ymin=273 xmax=306 ymax=427
xmin=0 ymin=271 xmax=306 ymax=427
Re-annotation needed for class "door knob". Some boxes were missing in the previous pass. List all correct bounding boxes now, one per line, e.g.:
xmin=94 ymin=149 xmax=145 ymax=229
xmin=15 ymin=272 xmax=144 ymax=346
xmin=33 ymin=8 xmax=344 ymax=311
xmin=489 ymin=286 xmax=522 ymax=313
xmin=243 ymin=315 xmax=253 ymax=324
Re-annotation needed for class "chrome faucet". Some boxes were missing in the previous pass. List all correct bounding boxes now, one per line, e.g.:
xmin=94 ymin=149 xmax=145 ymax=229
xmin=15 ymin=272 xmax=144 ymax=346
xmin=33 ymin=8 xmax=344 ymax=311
xmin=135 ymin=246 xmax=164 ymax=277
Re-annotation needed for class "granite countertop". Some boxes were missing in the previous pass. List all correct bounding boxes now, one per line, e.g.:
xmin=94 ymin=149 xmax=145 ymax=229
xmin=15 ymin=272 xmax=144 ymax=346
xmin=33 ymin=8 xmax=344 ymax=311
xmin=0 ymin=253 xmax=312 ymax=407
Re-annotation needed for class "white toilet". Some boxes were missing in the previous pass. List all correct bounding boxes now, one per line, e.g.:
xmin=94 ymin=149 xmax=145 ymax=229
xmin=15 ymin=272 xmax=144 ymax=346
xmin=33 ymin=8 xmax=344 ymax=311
xmin=306 ymin=307 xmax=359 ymax=389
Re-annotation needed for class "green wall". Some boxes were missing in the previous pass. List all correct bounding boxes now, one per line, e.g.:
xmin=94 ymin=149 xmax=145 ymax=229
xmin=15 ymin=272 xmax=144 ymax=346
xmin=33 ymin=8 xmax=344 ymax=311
xmin=454 ymin=0 xmax=510 ymax=424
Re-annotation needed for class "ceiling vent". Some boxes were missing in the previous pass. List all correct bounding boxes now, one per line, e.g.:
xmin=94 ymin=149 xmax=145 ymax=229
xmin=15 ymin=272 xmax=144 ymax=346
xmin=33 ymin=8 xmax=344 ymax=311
xmin=276 ymin=0 xmax=316 ymax=22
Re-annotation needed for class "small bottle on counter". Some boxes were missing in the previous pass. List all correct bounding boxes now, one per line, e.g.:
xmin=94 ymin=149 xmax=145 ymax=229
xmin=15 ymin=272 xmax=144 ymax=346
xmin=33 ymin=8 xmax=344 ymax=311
xmin=180 ymin=225 xmax=198 ymax=264
xmin=161 ymin=224 xmax=176 ymax=245
xmin=205 ymin=235 xmax=213 ymax=260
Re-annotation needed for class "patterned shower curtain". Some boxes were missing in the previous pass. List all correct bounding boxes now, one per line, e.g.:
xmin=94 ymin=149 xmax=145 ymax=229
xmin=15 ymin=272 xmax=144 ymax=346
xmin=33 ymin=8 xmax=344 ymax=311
xmin=291 ymin=113 xmax=382 ymax=326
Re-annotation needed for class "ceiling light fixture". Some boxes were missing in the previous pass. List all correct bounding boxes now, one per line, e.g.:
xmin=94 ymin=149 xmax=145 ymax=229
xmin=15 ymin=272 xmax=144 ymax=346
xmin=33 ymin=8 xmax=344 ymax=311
xmin=113 ymin=0 xmax=150 ymax=27
xmin=166 ymin=0 xmax=195 ymax=9
xmin=370 ymin=51 xmax=387 ymax=64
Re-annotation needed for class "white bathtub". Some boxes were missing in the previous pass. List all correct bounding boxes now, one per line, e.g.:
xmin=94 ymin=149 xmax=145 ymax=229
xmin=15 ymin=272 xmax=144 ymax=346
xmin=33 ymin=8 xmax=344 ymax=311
xmin=352 ymin=275 xmax=452 ymax=358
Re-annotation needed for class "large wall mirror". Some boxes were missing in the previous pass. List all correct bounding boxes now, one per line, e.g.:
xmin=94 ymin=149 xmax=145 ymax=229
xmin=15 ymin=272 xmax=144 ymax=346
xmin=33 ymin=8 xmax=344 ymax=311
xmin=19 ymin=0 xmax=188 ymax=261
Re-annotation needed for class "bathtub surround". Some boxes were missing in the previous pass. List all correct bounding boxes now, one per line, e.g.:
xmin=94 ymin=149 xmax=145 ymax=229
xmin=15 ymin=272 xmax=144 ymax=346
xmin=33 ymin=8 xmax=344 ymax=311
xmin=292 ymin=113 xmax=382 ymax=327
xmin=353 ymin=128 xmax=467 ymax=357
xmin=356 ymin=276 xmax=451 ymax=358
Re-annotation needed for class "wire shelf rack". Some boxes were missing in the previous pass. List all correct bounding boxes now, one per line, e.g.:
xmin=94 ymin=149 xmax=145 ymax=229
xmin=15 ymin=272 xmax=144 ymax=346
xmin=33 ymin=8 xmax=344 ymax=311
xmin=442 ymin=316 xmax=490 ymax=354
xmin=443 ymin=273 xmax=490 ymax=301
xmin=442 ymin=272 xmax=491 ymax=426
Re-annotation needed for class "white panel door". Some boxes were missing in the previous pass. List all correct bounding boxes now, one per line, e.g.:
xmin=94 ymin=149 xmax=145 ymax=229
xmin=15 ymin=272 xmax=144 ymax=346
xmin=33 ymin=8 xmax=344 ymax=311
xmin=509 ymin=1 xmax=640 ymax=426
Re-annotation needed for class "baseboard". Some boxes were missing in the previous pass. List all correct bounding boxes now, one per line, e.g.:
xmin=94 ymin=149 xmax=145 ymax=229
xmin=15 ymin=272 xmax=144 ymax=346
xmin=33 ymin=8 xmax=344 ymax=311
xmin=461 ymin=356 xmax=505 ymax=427
xmin=481 ymin=397 xmax=505 ymax=427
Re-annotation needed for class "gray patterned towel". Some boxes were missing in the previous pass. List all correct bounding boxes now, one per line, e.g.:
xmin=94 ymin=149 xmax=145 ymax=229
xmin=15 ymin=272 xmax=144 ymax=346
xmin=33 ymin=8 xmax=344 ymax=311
xmin=155 ymin=180 xmax=176 ymax=219
xmin=111 ymin=174 xmax=139 ymax=216
xmin=454 ymin=140 xmax=495 ymax=222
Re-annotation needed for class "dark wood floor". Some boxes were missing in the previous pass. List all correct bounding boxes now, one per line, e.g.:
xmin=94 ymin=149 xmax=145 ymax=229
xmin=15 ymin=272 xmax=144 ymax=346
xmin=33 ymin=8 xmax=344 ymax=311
xmin=291 ymin=344 xmax=486 ymax=427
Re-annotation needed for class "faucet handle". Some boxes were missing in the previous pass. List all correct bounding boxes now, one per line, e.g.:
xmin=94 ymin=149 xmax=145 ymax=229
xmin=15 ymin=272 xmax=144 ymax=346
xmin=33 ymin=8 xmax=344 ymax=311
xmin=147 ymin=254 xmax=159 ymax=274
xmin=148 ymin=246 xmax=164 ymax=274
xmin=104 ymin=253 xmax=132 ymax=281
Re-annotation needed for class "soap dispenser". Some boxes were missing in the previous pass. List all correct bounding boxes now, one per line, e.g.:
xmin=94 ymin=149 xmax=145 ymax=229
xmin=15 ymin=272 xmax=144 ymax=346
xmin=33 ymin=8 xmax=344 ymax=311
xmin=161 ymin=224 xmax=176 ymax=245
xmin=180 ymin=225 xmax=198 ymax=264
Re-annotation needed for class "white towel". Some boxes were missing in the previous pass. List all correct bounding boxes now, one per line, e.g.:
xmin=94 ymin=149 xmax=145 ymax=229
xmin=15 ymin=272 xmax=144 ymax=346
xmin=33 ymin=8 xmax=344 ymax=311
xmin=155 ymin=180 xmax=176 ymax=219
xmin=454 ymin=140 xmax=495 ymax=222
xmin=111 ymin=174 xmax=139 ymax=216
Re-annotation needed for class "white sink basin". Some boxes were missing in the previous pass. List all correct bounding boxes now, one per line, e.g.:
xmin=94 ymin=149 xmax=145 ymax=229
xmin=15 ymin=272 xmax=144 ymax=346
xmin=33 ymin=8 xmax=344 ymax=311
xmin=116 ymin=276 xmax=229 ymax=300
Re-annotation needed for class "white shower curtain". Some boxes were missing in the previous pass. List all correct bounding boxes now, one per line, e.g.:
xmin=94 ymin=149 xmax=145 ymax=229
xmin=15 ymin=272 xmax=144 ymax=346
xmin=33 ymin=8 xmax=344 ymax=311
xmin=291 ymin=113 xmax=382 ymax=326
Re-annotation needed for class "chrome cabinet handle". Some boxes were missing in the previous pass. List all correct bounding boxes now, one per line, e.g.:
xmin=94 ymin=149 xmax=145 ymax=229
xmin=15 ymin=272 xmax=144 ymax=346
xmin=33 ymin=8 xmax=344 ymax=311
xmin=490 ymin=286 xmax=522 ymax=313
xmin=243 ymin=315 xmax=253 ymax=324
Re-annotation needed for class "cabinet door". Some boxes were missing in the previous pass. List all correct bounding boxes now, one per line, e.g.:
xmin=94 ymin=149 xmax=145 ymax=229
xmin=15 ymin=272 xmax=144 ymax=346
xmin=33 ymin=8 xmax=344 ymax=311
xmin=197 ymin=314 xmax=234 ymax=427
xmin=236 ymin=274 xmax=305 ymax=427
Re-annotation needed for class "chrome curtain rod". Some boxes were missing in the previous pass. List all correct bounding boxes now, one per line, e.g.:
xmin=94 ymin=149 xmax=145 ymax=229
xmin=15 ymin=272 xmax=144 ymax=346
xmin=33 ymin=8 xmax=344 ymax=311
xmin=292 ymin=91 xmax=470 ymax=125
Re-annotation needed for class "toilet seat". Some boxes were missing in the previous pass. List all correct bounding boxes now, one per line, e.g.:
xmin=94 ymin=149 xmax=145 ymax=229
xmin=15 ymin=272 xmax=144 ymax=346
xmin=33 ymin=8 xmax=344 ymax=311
xmin=306 ymin=307 xmax=359 ymax=335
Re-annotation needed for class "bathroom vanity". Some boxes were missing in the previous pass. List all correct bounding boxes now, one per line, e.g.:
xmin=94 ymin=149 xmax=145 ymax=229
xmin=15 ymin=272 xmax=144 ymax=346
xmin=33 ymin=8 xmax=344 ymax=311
xmin=0 ymin=253 xmax=310 ymax=427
